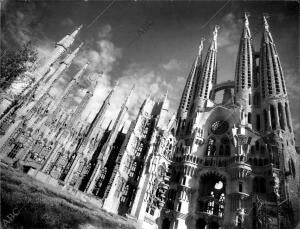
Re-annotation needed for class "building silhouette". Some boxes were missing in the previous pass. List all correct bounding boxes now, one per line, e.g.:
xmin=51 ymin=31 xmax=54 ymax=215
xmin=0 ymin=14 xmax=299 ymax=229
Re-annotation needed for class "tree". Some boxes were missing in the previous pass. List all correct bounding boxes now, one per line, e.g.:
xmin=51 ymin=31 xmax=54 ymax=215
xmin=0 ymin=42 xmax=38 ymax=90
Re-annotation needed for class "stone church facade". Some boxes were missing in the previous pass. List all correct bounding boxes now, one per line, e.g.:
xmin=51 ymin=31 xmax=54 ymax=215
xmin=0 ymin=14 xmax=299 ymax=229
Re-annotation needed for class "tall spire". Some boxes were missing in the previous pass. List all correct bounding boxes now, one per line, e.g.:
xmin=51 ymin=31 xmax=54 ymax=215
xmin=177 ymin=38 xmax=204 ymax=121
xmin=70 ymin=25 xmax=83 ymax=39
xmin=122 ymin=85 xmax=134 ymax=109
xmin=68 ymin=87 xmax=94 ymax=127
xmin=210 ymin=25 xmax=219 ymax=51
xmin=262 ymin=15 xmax=273 ymax=43
xmin=33 ymin=26 xmax=82 ymax=84
xmin=33 ymin=43 xmax=84 ymax=105
xmin=196 ymin=26 xmax=218 ymax=109
xmin=57 ymin=25 xmax=83 ymax=50
xmin=234 ymin=13 xmax=253 ymax=106
xmin=260 ymin=15 xmax=286 ymax=99
xmin=79 ymin=85 xmax=115 ymax=149
xmin=50 ymin=63 xmax=89 ymax=118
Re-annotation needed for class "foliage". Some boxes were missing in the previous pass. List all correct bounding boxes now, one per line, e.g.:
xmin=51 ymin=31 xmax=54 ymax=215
xmin=0 ymin=42 xmax=38 ymax=90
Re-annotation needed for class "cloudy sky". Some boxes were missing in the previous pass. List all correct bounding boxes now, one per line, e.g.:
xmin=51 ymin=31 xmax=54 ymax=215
xmin=1 ymin=0 xmax=299 ymax=142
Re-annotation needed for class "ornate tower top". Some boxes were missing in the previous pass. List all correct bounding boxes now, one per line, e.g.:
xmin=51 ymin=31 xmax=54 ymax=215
xmin=196 ymin=26 xmax=218 ymax=108
xmin=57 ymin=25 xmax=83 ymax=49
xmin=243 ymin=12 xmax=251 ymax=38
xmin=262 ymin=15 xmax=273 ymax=43
xmin=210 ymin=25 xmax=219 ymax=51
xmin=198 ymin=38 xmax=205 ymax=56
xmin=177 ymin=39 xmax=205 ymax=123
xmin=260 ymin=15 xmax=286 ymax=98
xmin=234 ymin=12 xmax=253 ymax=103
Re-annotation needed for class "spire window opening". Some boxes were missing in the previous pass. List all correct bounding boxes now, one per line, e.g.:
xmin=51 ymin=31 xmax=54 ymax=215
xmin=263 ymin=109 xmax=268 ymax=131
xmin=278 ymin=103 xmax=285 ymax=130
xmin=270 ymin=104 xmax=276 ymax=130
xmin=248 ymin=113 xmax=252 ymax=124
xmin=256 ymin=114 xmax=261 ymax=130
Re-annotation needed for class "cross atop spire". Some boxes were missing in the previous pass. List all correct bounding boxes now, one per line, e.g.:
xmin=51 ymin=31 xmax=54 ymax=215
xmin=210 ymin=25 xmax=219 ymax=51
xmin=213 ymin=25 xmax=219 ymax=41
xmin=263 ymin=14 xmax=270 ymax=32
xmin=262 ymin=14 xmax=273 ymax=43
xmin=198 ymin=38 xmax=205 ymax=56
xmin=243 ymin=12 xmax=251 ymax=38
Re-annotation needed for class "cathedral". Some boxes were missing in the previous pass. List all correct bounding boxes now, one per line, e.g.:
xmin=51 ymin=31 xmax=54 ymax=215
xmin=0 ymin=14 xmax=299 ymax=229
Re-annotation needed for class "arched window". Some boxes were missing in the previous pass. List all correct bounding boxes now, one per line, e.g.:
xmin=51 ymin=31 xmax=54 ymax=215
xmin=206 ymin=137 xmax=216 ymax=156
xmin=248 ymin=113 xmax=252 ymax=124
xmin=253 ymin=92 xmax=261 ymax=107
xmin=263 ymin=109 xmax=268 ymax=131
xmin=289 ymin=158 xmax=296 ymax=178
xmin=270 ymin=104 xmax=276 ymax=130
xmin=256 ymin=114 xmax=261 ymax=131
xmin=278 ymin=103 xmax=285 ymax=130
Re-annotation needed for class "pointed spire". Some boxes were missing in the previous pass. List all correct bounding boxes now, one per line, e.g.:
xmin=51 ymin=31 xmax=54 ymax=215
xmin=70 ymin=25 xmax=83 ymax=39
xmin=123 ymin=85 xmax=134 ymax=108
xmin=106 ymin=120 xmax=112 ymax=131
xmin=177 ymin=38 xmax=205 ymax=119
xmin=210 ymin=25 xmax=219 ymax=51
xmin=263 ymin=15 xmax=269 ymax=32
xmin=243 ymin=12 xmax=251 ymax=38
xmin=262 ymin=15 xmax=273 ymax=43
xmin=260 ymin=15 xmax=286 ymax=98
xmin=162 ymin=90 xmax=169 ymax=111
xmin=56 ymin=25 xmax=82 ymax=50
xmin=195 ymin=26 xmax=218 ymax=108
xmin=198 ymin=38 xmax=205 ymax=56
xmin=234 ymin=13 xmax=253 ymax=102
xmin=119 ymin=122 xmax=126 ymax=133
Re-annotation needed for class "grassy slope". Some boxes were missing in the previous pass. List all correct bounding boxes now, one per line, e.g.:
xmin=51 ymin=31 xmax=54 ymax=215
xmin=0 ymin=165 xmax=138 ymax=229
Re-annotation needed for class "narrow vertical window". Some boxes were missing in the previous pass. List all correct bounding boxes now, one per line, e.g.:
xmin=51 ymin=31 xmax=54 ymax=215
xmin=239 ymin=182 xmax=243 ymax=192
xmin=270 ymin=104 xmax=276 ymax=130
xmin=263 ymin=109 xmax=268 ymax=131
xmin=256 ymin=114 xmax=261 ymax=130
xmin=248 ymin=113 xmax=252 ymax=124
xmin=278 ymin=103 xmax=285 ymax=130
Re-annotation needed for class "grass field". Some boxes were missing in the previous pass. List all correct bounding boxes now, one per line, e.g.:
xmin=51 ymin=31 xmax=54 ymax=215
xmin=0 ymin=165 xmax=138 ymax=229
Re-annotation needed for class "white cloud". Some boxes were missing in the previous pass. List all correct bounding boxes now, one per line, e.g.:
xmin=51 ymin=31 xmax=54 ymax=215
xmin=75 ymin=40 xmax=122 ymax=74
xmin=218 ymin=13 xmax=241 ymax=53
xmin=61 ymin=18 xmax=74 ymax=27
xmin=162 ymin=59 xmax=182 ymax=71
xmin=98 ymin=24 xmax=112 ymax=39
